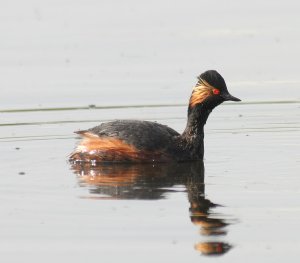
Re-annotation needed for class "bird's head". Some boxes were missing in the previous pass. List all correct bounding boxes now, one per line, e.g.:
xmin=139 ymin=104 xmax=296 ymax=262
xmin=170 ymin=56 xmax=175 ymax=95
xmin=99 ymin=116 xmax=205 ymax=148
xmin=189 ymin=70 xmax=241 ymax=112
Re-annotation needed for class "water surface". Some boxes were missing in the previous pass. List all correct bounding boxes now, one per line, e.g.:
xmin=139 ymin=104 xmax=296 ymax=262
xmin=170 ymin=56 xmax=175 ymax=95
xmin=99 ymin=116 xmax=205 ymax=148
xmin=1 ymin=101 xmax=299 ymax=262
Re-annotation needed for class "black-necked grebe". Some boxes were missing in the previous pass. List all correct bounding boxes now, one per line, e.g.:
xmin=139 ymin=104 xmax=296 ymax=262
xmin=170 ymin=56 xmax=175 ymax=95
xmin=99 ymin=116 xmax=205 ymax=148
xmin=69 ymin=70 xmax=241 ymax=163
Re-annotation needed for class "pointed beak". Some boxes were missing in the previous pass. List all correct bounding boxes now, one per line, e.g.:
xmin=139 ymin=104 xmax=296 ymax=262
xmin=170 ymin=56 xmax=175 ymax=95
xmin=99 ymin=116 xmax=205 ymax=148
xmin=221 ymin=93 xmax=241 ymax=102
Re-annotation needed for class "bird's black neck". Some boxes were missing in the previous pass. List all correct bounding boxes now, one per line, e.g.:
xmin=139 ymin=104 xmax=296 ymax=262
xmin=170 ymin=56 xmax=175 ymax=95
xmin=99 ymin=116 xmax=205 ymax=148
xmin=182 ymin=105 xmax=211 ymax=137
xmin=180 ymin=105 xmax=212 ymax=159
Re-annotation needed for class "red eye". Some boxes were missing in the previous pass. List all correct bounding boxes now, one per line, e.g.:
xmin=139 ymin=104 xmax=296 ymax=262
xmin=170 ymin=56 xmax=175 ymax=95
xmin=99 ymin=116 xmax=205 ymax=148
xmin=213 ymin=88 xmax=220 ymax=95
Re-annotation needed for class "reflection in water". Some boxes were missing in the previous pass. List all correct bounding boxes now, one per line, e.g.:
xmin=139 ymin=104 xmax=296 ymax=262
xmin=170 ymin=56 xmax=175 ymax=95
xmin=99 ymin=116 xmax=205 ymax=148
xmin=70 ymin=161 xmax=233 ymax=256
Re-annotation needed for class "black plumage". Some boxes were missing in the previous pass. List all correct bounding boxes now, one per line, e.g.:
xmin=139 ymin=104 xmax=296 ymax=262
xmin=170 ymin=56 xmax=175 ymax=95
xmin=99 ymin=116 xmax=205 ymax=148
xmin=87 ymin=120 xmax=179 ymax=151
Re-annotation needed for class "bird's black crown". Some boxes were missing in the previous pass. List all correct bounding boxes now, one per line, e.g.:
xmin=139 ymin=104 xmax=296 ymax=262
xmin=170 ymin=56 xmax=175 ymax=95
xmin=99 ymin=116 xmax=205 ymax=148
xmin=198 ymin=70 xmax=227 ymax=91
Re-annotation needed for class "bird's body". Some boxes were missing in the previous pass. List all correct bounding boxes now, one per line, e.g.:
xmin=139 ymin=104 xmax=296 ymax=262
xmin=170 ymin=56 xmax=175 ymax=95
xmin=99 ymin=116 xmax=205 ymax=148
xmin=71 ymin=120 xmax=181 ymax=162
xmin=69 ymin=70 xmax=241 ymax=163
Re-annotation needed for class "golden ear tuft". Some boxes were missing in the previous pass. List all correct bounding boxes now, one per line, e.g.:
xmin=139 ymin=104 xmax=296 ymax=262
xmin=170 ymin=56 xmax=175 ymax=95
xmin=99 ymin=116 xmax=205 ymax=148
xmin=189 ymin=78 xmax=215 ymax=107
xmin=189 ymin=87 xmax=212 ymax=107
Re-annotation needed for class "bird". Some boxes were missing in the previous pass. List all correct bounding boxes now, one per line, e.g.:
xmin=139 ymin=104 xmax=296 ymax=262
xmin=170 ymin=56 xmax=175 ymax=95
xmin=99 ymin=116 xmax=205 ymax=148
xmin=69 ymin=70 xmax=241 ymax=163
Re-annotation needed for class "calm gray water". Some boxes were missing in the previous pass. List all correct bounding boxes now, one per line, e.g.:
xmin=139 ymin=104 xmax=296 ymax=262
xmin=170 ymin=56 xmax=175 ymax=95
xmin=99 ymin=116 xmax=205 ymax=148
xmin=1 ymin=0 xmax=300 ymax=262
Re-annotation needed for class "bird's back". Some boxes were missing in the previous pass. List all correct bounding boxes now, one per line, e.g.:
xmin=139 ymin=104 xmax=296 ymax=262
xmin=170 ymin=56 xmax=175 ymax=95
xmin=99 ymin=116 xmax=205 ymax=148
xmin=70 ymin=120 xmax=180 ymax=163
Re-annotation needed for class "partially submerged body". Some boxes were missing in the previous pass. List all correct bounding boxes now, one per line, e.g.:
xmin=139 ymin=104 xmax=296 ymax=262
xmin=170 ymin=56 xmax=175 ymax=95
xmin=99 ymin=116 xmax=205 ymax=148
xmin=69 ymin=120 xmax=194 ymax=163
